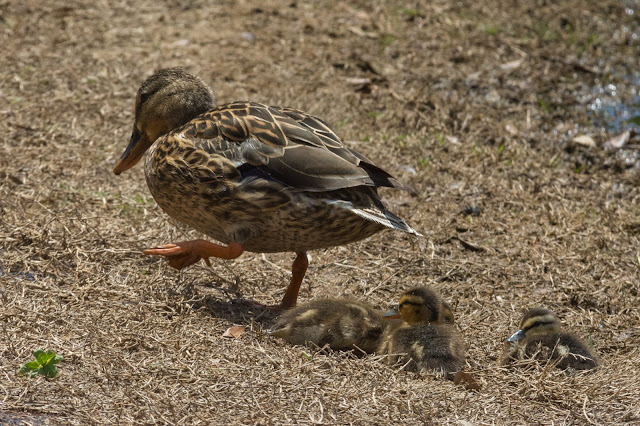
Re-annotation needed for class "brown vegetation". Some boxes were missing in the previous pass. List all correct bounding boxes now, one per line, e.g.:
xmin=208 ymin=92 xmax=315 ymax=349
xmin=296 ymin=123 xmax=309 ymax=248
xmin=1 ymin=0 xmax=639 ymax=423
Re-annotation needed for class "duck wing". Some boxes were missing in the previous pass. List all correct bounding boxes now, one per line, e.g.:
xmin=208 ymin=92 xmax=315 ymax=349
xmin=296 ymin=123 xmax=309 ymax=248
xmin=181 ymin=102 xmax=412 ymax=192
xmin=275 ymin=106 xmax=413 ymax=192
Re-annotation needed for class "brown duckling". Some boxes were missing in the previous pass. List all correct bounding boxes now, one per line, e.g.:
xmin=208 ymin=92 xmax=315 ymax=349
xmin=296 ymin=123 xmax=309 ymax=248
xmin=270 ymin=287 xmax=455 ymax=354
xmin=500 ymin=307 xmax=598 ymax=370
xmin=379 ymin=287 xmax=465 ymax=373
xmin=269 ymin=298 xmax=385 ymax=354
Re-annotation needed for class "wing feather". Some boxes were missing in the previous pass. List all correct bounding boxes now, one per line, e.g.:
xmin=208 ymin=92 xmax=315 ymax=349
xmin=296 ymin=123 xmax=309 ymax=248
xmin=179 ymin=101 xmax=411 ymax=192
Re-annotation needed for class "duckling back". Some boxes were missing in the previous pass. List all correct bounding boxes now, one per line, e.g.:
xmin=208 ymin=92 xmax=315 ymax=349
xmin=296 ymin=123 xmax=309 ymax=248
xmin=501 ymin=332 xmax=598 ymax=370
xmin=500 ymin=307 xmax=598 ymax=370
xmin=380 ymin=323 xmax=465 ymax=373
xmin=270 ymin=298 xmax=384 ymax=354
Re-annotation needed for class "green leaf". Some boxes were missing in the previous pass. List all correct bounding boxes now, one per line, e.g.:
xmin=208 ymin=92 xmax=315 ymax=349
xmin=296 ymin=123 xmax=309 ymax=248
xmin=39 ymin=364 xmax=60 ymax=379
xmin=625 ymin=115 xmax=640 ymax=126
xmin=24 ymin=360 xmax=41 ymax=369
xmin=34 ymin=349 xmax=56 ymax=365
xmin=19 ymin=349 xmax=63 ymax=379
xmin=19 ymin=363 xmax=39 ymax=377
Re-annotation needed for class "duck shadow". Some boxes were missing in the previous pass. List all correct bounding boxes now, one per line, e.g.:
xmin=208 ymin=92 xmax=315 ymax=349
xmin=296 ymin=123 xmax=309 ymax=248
xmin=165 ymin=279 xmax=281 ymax=327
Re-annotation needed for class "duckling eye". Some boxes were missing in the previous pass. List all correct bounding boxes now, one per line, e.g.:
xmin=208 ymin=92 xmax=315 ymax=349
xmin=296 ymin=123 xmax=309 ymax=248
xmin=139 ymin=92 xmax=150 ymax=104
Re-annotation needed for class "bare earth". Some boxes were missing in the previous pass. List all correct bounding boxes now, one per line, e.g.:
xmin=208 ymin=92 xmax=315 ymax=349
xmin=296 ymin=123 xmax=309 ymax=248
xmin=1 ymin=0 xmax=639 ymax=424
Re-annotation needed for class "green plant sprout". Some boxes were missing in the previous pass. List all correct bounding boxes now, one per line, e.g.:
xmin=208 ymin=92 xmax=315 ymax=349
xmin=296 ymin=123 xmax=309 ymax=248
xmin=19 ymin=349 xmax=63 ymax=378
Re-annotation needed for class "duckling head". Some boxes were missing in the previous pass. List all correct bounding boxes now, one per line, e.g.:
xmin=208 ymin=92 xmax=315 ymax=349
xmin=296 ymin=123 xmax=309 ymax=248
xmin=507 ymin=307 xmax=560 ymax=342
xmin=114 ymin=67 xmax=215 ymax=175
xmin=441 ymin=301 xmax=455 ymax=325
xmin=395 ymin=287 xmax=444 ymax=325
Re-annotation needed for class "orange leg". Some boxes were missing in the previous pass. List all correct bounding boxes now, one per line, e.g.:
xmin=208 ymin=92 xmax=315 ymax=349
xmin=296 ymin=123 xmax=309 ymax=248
xmin=280 ymin=251 xmax=309 ymax=309
xmin=243 ymin=251 xmax=309 ymax=311
xmin=144 ymin=239 xmax=244 ymax=270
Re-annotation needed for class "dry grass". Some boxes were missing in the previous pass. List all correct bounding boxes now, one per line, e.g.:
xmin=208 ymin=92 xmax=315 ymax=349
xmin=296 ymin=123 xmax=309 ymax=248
xmin=1 ymin=0 xmax=639 ymax=424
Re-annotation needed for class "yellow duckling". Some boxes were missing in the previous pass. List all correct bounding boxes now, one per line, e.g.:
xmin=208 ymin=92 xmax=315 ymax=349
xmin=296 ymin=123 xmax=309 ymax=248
xmin=269 ymin=298 xmax=385 ymax=354
xmin=379 ymin=287 xmax=465 ymax=373
xmin=500 ymin=307 xmax=598 ymax=370
xmin=112 ymin=68 xmax=420 ymax=310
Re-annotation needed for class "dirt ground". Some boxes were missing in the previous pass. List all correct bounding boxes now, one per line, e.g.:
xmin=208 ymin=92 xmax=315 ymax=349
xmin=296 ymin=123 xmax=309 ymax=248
xmin=1 ymin=0 xmax=639 ymax=424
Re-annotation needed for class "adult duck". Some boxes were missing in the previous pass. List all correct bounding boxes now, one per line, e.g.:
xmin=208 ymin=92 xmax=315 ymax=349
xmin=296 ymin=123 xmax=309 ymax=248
xmin=113 ymin=68 xmax=419 ymax=309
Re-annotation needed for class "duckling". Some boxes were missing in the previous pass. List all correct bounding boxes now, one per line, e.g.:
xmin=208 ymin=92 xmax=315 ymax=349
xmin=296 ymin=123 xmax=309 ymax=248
xmin=379 ymin=287 xmax=465 ymax=373
xmin=269 ymin=298 xmax=385 ymax=354
xmin=270 ymin=288 xmax=457 ymax=354
xmin=500 ymin=307 xmax=598 ymax=370
xmin=112 ymin=68 xmax=420 ymax=310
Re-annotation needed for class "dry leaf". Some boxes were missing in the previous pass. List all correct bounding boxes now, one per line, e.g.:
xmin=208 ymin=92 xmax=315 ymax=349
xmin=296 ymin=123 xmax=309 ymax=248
xmin=505 ymin=123 xmax=519 ymax=136
xmin=168 ymin=39 xmax=190 ymax=48
xmin=345 ymin=77 xmax=371 ymax=85
xmin=453 ymin=371 xmax=482 ymax=391
xmin=500 ymin=59 xmax=523 ymax=71
xmin=446 ymin=135 xmax=461 ymax=145
xmin=222 ymin=326 xmax=246 ymax=339
xmin=573 ymin=135 xmax=596 ymax=148
xmin=347 ymin=26 xmax=378 ymax=39
xmin=448 ymin=235 xmax=486 ymax=252
xmin=604 ymin=130 xmax=630 ymax=149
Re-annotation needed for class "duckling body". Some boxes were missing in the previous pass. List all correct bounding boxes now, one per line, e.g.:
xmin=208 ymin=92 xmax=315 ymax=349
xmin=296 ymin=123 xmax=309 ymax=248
xmin=379 ymin=287 xmax=465 ymax=373
xmin=113 ymin=68 xmax=419 ymax=309
xmin=269 ymin=298 xmax=384 ymax=353
xmin=380 ymin=323 xmax=466 ymax=373
xmin=500 ymin=307 xmax=598 ymax=370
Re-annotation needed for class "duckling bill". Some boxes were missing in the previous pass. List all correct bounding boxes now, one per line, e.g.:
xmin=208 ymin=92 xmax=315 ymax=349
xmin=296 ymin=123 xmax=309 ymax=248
xmin=113 ymin=68 xmax=420 ymax=309
xmin=500 ymin=307 xmax=598 ymax=370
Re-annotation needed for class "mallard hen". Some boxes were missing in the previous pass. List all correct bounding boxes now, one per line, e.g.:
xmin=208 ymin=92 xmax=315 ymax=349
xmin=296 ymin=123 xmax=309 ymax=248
xmin=500 ymin=307 xmax=598 ymax=370
xmin=113 ymin=68 xmax=419 ymax=309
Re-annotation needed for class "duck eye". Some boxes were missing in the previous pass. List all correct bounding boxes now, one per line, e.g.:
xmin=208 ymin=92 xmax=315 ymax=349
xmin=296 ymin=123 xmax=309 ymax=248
xmin=139 ymin=92 xmax=150 ymax=104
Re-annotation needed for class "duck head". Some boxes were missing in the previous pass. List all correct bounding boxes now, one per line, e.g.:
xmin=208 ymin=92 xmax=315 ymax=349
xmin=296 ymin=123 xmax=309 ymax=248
xmin=507 ymin=307 xmax=560 ymax=343
xmin=384 ymin=287 xmax=451 ymax=325
xmin=113 ymin=68 xmax=215 ymax=175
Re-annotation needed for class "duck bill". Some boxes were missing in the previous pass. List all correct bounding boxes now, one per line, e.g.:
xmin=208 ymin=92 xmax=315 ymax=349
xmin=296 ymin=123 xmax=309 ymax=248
xmin=506 ymin=329 xmax=526 ymax=343
xmin=383 ymin=308 xmax=401 ymax=320
xmin=113 ymin=126 xmax=151 ymax=175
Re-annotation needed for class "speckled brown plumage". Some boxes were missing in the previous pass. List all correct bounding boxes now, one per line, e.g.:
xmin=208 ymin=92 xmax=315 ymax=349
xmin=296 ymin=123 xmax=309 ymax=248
xmin=269 ymin=298 xmax=385 ymax=354
xmin=500 ymin=307 xmax=598 ymax=371
xmin=144 ymin=100 xmax=417 ymax=253
xmin=113 ymin=68 xmax=419 ymax=309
